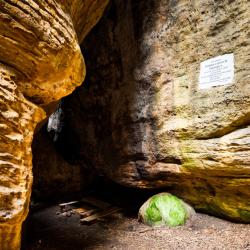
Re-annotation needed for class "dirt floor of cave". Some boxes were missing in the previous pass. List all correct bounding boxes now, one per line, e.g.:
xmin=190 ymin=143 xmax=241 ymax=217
xmin=22 ymin=205 xmax=250 ymax=250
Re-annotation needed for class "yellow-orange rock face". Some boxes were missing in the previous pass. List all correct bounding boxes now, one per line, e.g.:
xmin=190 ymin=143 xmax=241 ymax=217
xmin=0 ymin=0 xmax=108 ymax=249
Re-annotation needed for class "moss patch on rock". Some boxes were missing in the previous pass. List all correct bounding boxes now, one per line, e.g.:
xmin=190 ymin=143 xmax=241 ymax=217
xmin=238 ymin=209 xmax=250 ymax=222
xmin=139 ymin=193 xmax=195 ymax=227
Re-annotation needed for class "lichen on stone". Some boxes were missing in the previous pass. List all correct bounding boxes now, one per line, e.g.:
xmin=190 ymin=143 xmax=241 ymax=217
xmin=139 ymin=193 xmax=195 ymax=227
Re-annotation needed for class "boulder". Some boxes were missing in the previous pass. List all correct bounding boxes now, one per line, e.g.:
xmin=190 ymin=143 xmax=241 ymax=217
xmin=139 ymin=193 xmax=195 ymax=227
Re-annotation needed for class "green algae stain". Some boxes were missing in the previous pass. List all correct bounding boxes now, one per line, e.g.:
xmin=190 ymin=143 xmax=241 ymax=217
xmin=238 ymin=209 xmax=250 ymax=222
xmin=145 ymin=194 xmax=187 ymax=227
xmin=146 ymin=199 xmax=162 ymax=223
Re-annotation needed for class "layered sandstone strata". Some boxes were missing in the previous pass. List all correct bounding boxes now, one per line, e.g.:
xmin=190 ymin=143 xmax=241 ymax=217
xmin=0 ymin=1 xmax=108 ymax=249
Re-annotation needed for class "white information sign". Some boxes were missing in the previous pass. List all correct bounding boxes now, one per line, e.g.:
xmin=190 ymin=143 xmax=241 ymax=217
xmin=199 ymin=53 xmax=234 ymax=89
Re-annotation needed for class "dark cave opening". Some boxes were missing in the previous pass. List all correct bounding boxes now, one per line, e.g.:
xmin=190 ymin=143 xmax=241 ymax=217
xmin=30 ymin=105 xmax=163 ymax=205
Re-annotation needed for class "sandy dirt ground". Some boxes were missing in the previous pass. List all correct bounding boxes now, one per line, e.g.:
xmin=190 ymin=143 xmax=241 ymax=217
xmin=22 ymin=205 xmax=250 ymax=250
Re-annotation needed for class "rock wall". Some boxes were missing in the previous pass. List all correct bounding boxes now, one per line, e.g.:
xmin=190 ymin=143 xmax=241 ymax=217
xmin=0 ymin=0 xmax=108 ymax=249
xmin=63 ymin=0 xmax=250 ymax=222
xmin=32 ymin=126 xmax=81 ymax=200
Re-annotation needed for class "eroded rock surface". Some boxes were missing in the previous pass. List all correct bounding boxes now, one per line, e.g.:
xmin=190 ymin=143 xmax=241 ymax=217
xmin=62 ymin=0 xmax=250 ymax=222
xmin=0 ymin=0 xmax=108 ymax=249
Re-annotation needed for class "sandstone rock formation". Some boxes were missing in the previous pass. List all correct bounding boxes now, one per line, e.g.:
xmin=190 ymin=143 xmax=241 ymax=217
xmin=0 ymin=1 xmax=108 ymax=249
xmin=62 ymin=0 xmax=250 ymax=222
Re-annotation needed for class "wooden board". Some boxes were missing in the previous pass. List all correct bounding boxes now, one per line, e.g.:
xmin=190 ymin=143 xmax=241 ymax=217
xmin=59 ymin=201 xmax=79 ymax=212
xmin=58 ymin=196 xmax=122 ymax=225
xmin=74 ymin=208 xmax=99 ymax=218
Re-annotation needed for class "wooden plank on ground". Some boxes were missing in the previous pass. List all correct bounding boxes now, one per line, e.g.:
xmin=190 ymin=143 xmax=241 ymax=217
xmin=75 ymin=208 xmax=99 ymax=218
xmin=80 ymin=207 xmax=122 ymax=225
xmin=59 ymin=201 xmax=79 ymax=207
xmin=73 ymin=207 xmax=88 ymax=214
xmin=59 ymin=201 xmax=79 ymax=212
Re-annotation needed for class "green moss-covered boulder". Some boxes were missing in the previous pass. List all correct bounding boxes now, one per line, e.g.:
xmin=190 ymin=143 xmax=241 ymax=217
xmin=139 ymin=193 xmax=195 ymax=227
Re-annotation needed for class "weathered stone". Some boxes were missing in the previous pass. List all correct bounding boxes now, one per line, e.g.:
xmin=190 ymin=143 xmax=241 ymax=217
xmin=0 ymin=0 xmax=108 ymax=249
xmin=62 ymin=0 xmax=250 ymax=222
xmin=0 ymin=64 xmax=44 ymax=249
xmin=139 ymin=193 xmax=195 ymax=227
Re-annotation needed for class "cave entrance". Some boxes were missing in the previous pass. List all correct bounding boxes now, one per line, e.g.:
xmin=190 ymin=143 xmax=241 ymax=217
xmin=23 ymin=138 xmax=159 ymax=250
xmin=22 ymin=103 xmax=160 ymax=249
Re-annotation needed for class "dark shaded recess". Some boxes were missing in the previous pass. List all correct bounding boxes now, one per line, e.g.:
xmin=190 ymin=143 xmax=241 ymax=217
xmin=52 ymin=104 xmax=81 ymax=165
xmin=32 ymin=124 xmax=82 ymax=202
xmin=57 ymin=0 xmax=167 ymax=185
xmin=31 ymin=0 xmax=174 ymax=203
xmin=59 ymin=0 xmax=125 ymax=177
